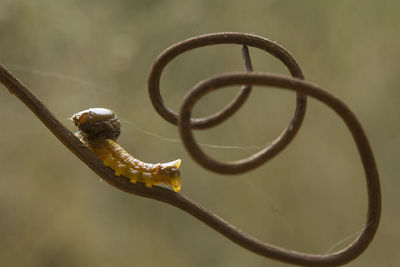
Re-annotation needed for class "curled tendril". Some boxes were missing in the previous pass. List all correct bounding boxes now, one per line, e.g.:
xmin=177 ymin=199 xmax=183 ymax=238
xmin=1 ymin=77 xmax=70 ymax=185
xmin=148 ymin=32 xmax=307 ymax=173
xmin=0 ymin=32 xmax=381 ymax=266
xmin=148 ymin=32 xmax=306 ymax=130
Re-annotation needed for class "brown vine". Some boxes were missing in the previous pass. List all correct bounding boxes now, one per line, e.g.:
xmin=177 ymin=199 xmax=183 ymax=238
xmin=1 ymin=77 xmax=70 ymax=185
xmin=0 ymin=32 xmax=381 ymax=266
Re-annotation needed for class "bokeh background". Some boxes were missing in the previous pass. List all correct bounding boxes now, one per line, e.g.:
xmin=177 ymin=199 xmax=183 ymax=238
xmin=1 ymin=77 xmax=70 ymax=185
xmin=0 ymin=1 xmax=398 ymax=266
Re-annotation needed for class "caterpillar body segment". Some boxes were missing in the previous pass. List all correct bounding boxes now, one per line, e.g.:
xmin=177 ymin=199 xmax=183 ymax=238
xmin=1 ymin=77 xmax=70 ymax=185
xmin=90 ymin=139 xmax=182 ymax=191
xmin=71 ymin=108 xmax=182 ymax=192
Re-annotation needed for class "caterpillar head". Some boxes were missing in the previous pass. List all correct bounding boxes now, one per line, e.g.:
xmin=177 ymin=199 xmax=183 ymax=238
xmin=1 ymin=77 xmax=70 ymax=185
xmin=71 ymin=108 xmax=121 ymax=141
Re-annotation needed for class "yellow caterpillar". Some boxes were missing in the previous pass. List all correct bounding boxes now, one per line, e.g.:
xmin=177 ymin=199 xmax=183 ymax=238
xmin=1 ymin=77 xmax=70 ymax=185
xmin=71 ymin=108 xmax=181 ymax=192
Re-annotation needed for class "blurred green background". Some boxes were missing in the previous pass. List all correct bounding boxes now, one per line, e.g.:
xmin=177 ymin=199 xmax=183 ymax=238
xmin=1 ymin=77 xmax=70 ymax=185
xmin=0 ymin=0 xmax=398 ymax=266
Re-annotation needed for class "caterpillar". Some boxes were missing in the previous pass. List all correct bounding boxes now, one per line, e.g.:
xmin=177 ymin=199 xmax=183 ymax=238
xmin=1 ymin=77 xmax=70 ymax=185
xmin=71 ymin=108 xmax=182 ymax=192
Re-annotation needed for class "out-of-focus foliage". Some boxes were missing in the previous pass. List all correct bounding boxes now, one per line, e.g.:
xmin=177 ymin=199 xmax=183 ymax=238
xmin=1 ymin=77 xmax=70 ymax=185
xmin=0 ymin=1 xmax=398 ymax=266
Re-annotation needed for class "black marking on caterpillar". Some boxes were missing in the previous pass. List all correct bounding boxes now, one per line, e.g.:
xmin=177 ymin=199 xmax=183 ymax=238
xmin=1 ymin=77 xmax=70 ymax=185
xmin=71 ymin=108 xmax=182 ymax=192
